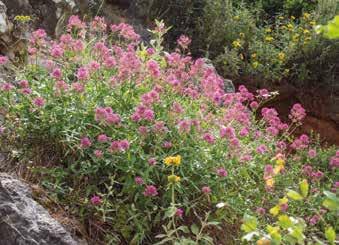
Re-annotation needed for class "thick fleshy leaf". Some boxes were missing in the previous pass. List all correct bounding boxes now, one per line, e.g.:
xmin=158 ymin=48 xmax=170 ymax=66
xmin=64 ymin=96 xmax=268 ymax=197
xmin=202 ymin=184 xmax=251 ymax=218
xmin=287 ymin=190 xmax=303 ymax=201
xmin=325 ymin=226 xmax=336 ymax=245
xmin=241 ymin=214 xmax=258 ymax=232
xmin=299 ymin=179 xmax=309 ymax=198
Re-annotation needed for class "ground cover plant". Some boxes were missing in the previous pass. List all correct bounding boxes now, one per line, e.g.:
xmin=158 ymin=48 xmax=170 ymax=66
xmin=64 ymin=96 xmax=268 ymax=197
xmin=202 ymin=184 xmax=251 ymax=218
xmin=0 ymin=16 xmax=338 ymax=244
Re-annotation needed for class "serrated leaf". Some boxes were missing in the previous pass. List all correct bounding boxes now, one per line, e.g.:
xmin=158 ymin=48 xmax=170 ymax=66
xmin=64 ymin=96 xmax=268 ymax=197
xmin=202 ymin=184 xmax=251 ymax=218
xmin=299 ymin=179 xmax=309 ymax=198
xmin=325 ymin=226 xmax=336 ymax=245
xmin=278 ymin=215 xmax=293 ymax=229
xmin=191 ymin=224 xmax=199 ymax=235
xmin=240 ymin=214 xmax=257 ymax=232
xmin=287 ymin=190 xmax=303 ymax=201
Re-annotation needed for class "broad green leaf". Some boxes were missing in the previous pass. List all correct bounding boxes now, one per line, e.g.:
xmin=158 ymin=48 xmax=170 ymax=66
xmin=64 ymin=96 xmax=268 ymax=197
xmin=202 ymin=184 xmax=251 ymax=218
xmin=287 ymin=190 xmax=303 ymax=201
xmin=240 ymin=214 xmax=258 ymax=232
xmin=322 ymin=191 xmax=339 ymax=211
xmin=289 ymin=226 xmax=305 ymax=243
xmin=299 ymin=179 xmax=309 ymax=198
xmin=190 ymin=224 xmax=199 ymax=235
xmin=164 ymin=206 xmax=177 ymax=218
xmin=177 ymin=226 xmax=190 ymax=234
xmin=267 ymin=225 xmax=282 ymax=243
xmin=325 ymin=226 xmax=336 ymax=245
xmin=278 ymin=215 xmax=293 ymax=229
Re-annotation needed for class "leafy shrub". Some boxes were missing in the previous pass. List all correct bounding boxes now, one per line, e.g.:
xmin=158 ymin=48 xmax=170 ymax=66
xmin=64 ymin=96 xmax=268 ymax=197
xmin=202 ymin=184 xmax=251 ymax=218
xmin=0 ymin=16 xmax=337 ymax=244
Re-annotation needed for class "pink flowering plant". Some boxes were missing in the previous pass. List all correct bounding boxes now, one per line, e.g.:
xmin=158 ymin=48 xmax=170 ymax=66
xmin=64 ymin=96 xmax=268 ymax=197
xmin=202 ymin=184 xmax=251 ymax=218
xmin=0 ymin=17 xmax=337 ymax=244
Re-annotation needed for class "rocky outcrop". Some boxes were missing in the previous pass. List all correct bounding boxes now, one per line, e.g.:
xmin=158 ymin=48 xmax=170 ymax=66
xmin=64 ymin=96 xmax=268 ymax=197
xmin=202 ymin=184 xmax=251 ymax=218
xmin=0 ymin=173 xmax=79 ymax=245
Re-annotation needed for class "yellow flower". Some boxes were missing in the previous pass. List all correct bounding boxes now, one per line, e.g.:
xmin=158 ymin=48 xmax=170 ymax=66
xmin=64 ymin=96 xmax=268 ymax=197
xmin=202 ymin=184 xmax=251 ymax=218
xmin=251 ymin=53 xmax=257 ymax=59
xmin=252 ymin=61 xmax=259 ymax=68
xmin=303 ymin=29 xmax=310 ymax=35
xmin=278 ymin=197 xmax=288 ymax=205
xmin=292 ymin=34 xmax=299 ymax=42
xmin=265 ymin=28 xmax=272 ymax=33
xmin=266 ymin=178 xmax=274 ymax=188
xmin=172 ymin=155 xmax=181 ymax=166
xmin=310 ymin=21 xmax=316 ymax=26
xmin=287 ymin=23 xmax=294 ymax=30
xmin=14 ymin=15 xmax=31 ymax=23
xmin=273 ymin=165 xmax=284 ymax=175
xmin=265 ymin=36 xmax=274 ymax=42
xmin=164 ymin=155 xmax=181 ymax=166
xmin=232 ymin=39 xmax=241 ymax=48
xmin=276 ymin=158 xmax=285 ymax=166
xmin=283 ymin=69 xmax=290 ymax=75
xmin=168 ymin=174 xmax=181 ymax=183
xmin=303 ymin=13 xmax=310 ymax=19
xmin=239 ymin=32 xmax=245 ymax=38
xmin=291 ymin=16 xmax=296 ymax=20
xmin=233 ymin=15 xmax=240 ymax=21
xmin=278 ymin=16 xmax=284 ymax=20
xmin=278 ymin=52 xmax=285 ymax=61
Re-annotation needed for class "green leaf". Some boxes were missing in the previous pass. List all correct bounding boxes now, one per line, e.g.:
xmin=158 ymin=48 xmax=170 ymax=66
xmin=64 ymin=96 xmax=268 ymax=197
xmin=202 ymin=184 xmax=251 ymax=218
xmin=325 ymin=226 xmax=336 ymax=245
xmin=164 ymin=206 xmax=177 ymax=218
xmin=287 ymin=190 xmax=303 ymax=201
xmin=267 ymin=225 xmax=282 ymax=243
xmin=177 ymin=226 xmax=190 ymax=234
xmin=322 ymin=191 xmax=339 ymax=211
xmin=190 ymin=224 xmax=199 ymax=235
xmin=278 ymin=215 xmax=293 ymax=229
xmin=299 ymin=179 xmax=309 ymax=198
xmin=240 ymin=214 xmax=258 ymax=232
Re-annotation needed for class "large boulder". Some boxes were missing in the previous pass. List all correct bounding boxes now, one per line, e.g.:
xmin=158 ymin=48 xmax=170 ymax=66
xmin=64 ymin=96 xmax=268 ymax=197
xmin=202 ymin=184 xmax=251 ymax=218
xmin=0 ymin=173 xmax=79 ymax=245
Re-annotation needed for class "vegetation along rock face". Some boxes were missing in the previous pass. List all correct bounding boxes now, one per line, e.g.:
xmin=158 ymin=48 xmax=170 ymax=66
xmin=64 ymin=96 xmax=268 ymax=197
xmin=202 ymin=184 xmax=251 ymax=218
xmin=0 ymin=15 xmax=337 ymax=244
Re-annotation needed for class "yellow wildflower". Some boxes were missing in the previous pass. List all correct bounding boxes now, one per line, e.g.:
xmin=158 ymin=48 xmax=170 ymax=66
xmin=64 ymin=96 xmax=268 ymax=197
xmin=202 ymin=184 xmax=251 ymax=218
xmin=265 ymin=36 xmax=274 ymax=42
xmin=303 ymin=13 xmax=310 ymax=19
xmin=168 ymin=174 xmax=181 ymax=183
xmin=232 ymin=39 xmax=241 ymax=48
xmin=252 ymin=61 xmax=259 ymax=68
xmin=278 ymin=16 xmax=284 ymax=20
xmin=278 ymin=52 xmax=285 ymax=61
xmin=274 ymin=165 xmax=284 ymax=175
xmin=14 ymin=15 xmax=31 ymax=23
xmin=265 ymin=28 xmax=272 ymax=33
xmin=276 ymin=158 xmax=285 ymax=166
xmin=164 ymin=155 xmax=181 ymax=166
xmin=251 ymin=53 xmax=257 ymax=59
xmin=291 ymin=16 xmax=296 ymax=20
xmin=266 ymin=178 xmax=274 ymax=188
xmin=310 ymin=21 xmax=316 ymax=26
xmin=287 ymin=23 xmax=294 ymax=30
xmin=292 ymin=34 xmax=299 ymax=42
xmin=239 ymin=32 xmax=245 ymax=38
xmin=233 ymin=15 xmax=240 ymax=21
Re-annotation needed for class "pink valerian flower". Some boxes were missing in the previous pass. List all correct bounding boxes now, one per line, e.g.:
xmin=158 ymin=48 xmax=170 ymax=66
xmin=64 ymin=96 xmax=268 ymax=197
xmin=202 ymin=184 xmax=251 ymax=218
xmin=50 ymin=43 xmax=64 ymax=57
xmin=177 ymin=120 xmax=192 ymax=134
xmin=238 ymin=85 xmax=254 ymax=102
xmin=256 ymin=144 xmax=268 ymax=154
xmin=59 ymin=34 xmax=73 ymax=45
xmin=148 ymin=158 xmax=157 ymax=166
xmin=1 ymin=83 xmax=14 ymax=91
xmin=95 ymin=107 xmax=121 ymax=125
xmin=33 ymin=97 xmax=45 ymax=107
xmin=88 ymin=61 xmax=101 ymax=72
xmin=141 ymin=90 xmax=160 ymax=106
xmin=143 ymin=185 xmax=158 ymax=197
xmin=177 ymin=35 xmax=191 ymax=49
xmin=332 ymin=182 xmax=339 ymax=192
xmin=76 ymin=67 xmax=90 ymax=81
xmin=171 ymin=101 xmax=184 ymax=114
xmin=240 ymin=154 xmax=253 ymax=163
xmin=329 ymin=151 xmax=339 ymax=169
xmin=21 ymin=88 xmax=32 ymax=95
xmin=229 ymin=137 xmax=240 ymax=148
xmin=220 ymin=126 xmax=236 ymax=139
xmin=55 ymin=80 xmax=69 ymax=94
xmin=111 ymin=23 xmax=140 ymax=42
xmin=90 ymin=16 xmax=107 ymax=32
xmin=256 ymin=207 xmax=266 ymax=215
xmin=311 ymin=171 xmax=324 ymax=182
xmin=109 ymin=139 xmax=130 ymax=152
xmin=289 ymin=103 xmax=306 ymax=122
xmin=175 ymin=208 xmax=184 ymax=218
xmin=291 ymin=135 xmax=309 ymax=150
xmin=146 ymin=60 xmax=161 ymax=78
xmin=266 ymin=126 xmax=279 ymax=137
xmin=138 ymin=126 xmax=148 ymax=136
xmin=135 ymin=176 xmax=144 ymax=185
xmin=131 ymin=105 xmax=155 ymax=122
xmin=216 ymin=168 xmax=228 ymax=177
xmin=239 ymin=127 xmax=249 ymax=137
xmin=30 ymin=29 xmax=47 ymax=46
xmin=72 ymin=82 xmax=85 ymax=93
xmin=163 ymin=141 xmax=172 ymax=149
xmin=201 ymin=186 xmax=211 ymax=194
xmin=90 ymin=195 xmax=102 ymax=206
xmin=97 ymin=134 xmax=109 ymax=143
xmin=276 ymin=141 xmax=287 ymax=151
xmin=203 ymin=133 xmax=215 ymax=144
xmin=51 ymin=68 xmax=62 ymax=80
xmin=308 ymin=214 xmax=320 ymax=225
xmin=153 ymin=121 xmax=168 ymax=134
xmin=94 ymin=150 xmax=103 ymax=158
xmin=80 ymin=137 xmax=92 ymax=148
xmin=257 ymin=89 xmax=270 ymax=99
xmin=250 ymin=101 xmax=259 ymax=110
xmin=302 ymin=165 xmax=313 ymax=177
xmin=280 ymin=203 xmax=289 ymax=212
xmin=0 ymin=55 xmax=8 ymax=65
xmin=264 ymin=165 xmax=274 ymax=179
xmin=28 ymin=47 xmax=37 ymax=55
xmin=72 ymin=40 xmax=84 ymax=52
xmin=104 ymin=56 xmax=116 ymax=68
xmin=146 ymin=48 xmax=155 ymax=56
xmin=308 ymin=149 xmax=317 ymax=158
xmin=67 ymin=15 xmax=86 ymax=32
xmin=19 ymin=80 xmax=29 ymax=88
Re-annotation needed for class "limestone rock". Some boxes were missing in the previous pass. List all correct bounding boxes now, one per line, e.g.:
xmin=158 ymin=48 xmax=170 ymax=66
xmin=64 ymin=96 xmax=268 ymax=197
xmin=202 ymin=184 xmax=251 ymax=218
xmin=0 ymin=173 xmax=79 ymax=245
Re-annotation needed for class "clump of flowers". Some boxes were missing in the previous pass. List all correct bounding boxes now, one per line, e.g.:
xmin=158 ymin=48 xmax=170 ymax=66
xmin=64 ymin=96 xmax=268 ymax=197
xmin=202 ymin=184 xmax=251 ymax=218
xmin=0 ymin=16 xmax=337 ymax=244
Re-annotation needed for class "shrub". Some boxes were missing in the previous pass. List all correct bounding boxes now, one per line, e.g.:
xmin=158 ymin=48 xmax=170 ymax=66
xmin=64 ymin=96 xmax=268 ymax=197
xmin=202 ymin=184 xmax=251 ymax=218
xmin=0 ymin=17 xmax=337 ymax=244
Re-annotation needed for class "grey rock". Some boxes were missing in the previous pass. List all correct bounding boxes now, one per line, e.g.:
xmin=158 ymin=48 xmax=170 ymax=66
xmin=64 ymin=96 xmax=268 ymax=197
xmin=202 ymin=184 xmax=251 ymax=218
xmin=0 ymin=173 xmax=78 ymax=245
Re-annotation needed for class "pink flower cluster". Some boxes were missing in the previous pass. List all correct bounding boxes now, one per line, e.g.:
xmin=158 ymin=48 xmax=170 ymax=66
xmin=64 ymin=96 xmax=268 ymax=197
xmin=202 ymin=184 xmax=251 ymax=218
xmin=302 ymin=165 xmax=324 ymax=182
xmin=95 ymin=107 xmax=121 ymax=125
xmin=109 ymin=139 xmax=130 ymax=152
xmin=329 ymin=151 xmax=339 ymax=169
xmin=131 ymin=105 xmax=155 ymax=122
